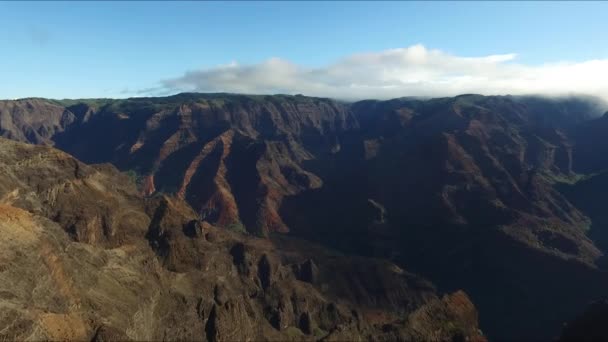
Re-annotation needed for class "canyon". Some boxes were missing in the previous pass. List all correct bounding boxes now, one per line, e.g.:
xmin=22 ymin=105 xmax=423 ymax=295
xmin=2 ymin=93 xmax=608 ymax=340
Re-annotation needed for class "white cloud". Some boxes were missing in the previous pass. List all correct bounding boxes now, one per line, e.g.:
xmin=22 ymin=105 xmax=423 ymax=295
xmin=159 ymin=44 xmax=608 ymax=100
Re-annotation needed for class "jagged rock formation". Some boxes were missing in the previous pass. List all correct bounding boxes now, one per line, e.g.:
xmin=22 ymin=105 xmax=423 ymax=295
xmin=0 ymin=137 xmax=483 ymax=341
xmin=0 ymin=137 xmax=149 ymax=246
xmin=12 ymin=94 xmax=351 ymax=236
xmin=0 ymin=98 xmax=72 ymax=144
xmin=2 ymin=93 xmax=608 ymax=339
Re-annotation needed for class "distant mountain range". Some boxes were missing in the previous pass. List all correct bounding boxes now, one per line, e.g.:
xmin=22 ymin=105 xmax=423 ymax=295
xmin=2 ymin=92 xmax=608 ymax=340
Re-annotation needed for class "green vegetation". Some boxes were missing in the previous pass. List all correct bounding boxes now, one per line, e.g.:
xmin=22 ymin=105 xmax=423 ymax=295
xmin=283 ymin=326 xmax=305 ymax=339
xmin=124 ymin=169 xmax=143 ymax=186
xmin=540 ymin=170 xmax=590 ymax=185
xmin=226 ymin=221 xmax=247 ymax=234
xmin=312 ymin=327 xmax=327 ymax=338
xmin=50 ymin=98 xmax=115 ymax=108
xmin=251 ymin=229 xmax=267 ymax=238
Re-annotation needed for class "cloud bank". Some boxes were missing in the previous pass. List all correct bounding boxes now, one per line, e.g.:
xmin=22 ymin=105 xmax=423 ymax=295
xmin=159 ymin=44 xmax=608 ymax=100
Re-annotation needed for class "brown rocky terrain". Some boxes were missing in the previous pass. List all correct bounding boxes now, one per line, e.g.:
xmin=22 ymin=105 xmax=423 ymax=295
xmin=2 ymin=93 xmax=608 ymax=340
xmin=0 ymin=98 xmax=73 ymax=145
xmin=0 ymin=137 xmax=483 ymax=341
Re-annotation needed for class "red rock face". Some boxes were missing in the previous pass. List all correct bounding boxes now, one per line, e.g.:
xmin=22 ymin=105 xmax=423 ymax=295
xmin=141 ymin=174 xmax=156 ymax=197
xmin=67 ymin=95 xmax=347 ymax=235
xmin=0 ymin=94 xmax=603 ymax=240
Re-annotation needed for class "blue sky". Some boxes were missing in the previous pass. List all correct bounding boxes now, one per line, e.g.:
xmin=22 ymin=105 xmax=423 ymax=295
xmin=2 ymin=1 xmax=608 ymax=100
